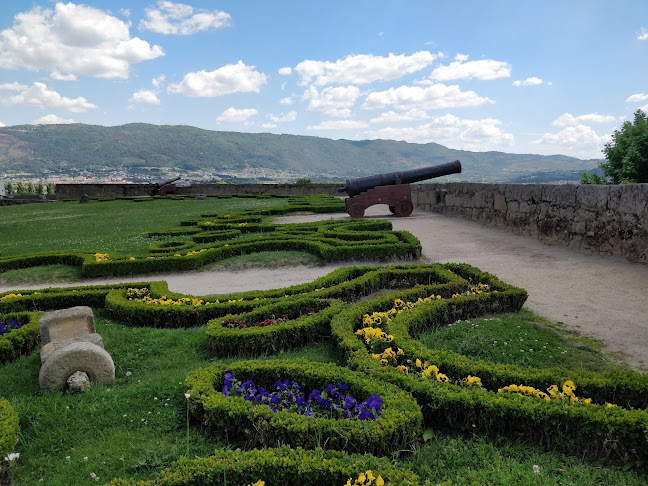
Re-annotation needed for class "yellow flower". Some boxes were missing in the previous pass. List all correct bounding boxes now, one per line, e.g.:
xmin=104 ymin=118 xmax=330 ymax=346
xmin=436 ymin=373 xmax=449 ymax=383
xmin=396 ymin=365 xmax=408 ymax=375
xmin=129 ymin=256 xmax=136 ymax=260
xmin=415 ymin=358 xmax=422 ymax=368
xmin=376 ymin=476 xmax=384 ymax=486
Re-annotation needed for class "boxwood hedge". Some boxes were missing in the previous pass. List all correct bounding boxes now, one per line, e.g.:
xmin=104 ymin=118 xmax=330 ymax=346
xmin=105 ymin=446 xmax=426 ymax=486
xmin=185 ymin=359 xmax=422 ymax=456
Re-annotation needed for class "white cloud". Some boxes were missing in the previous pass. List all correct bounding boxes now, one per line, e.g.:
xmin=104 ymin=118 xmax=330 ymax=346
xmin=370 ymin=108 xmax=430 ymax=123
xmin=50 ymin=72 xmax=77 ymax=81
xmin=429 ymin=58 xmax=511 ymax=81
xmin=552 ymin=113 xmax=620 ymax=127
xmin=168 ymin=61 xmax=268 ymax=97
xmin=216 ymin=107 xmax=258 ymax=123
xmin=261 ymin=122 xmax=278 ymax=129
xmin=152 ymin=75 xmax=166 ymax=90
xmin=0 ymin=121 xmax=5 ymax=127
xmin=0 ymin=82 xmax=26 ymax=91
xmin=366 ymin=114 xmax=514 ymax=150
xmin=0 ymin=3 xmax=163 ymax=79
xmin=363 ymin=83 xmax=493 ymax=110
xmin=278 ymin=67 xmax=292 ymax=76
xmin=638 ymin=28 xmax=648 ymax=41
xmin=4 ymin=82 xmax=96 ymax=112
xmin=626 ymin=93 xmax=648 ymax=103
xmin=139 ymin=1 xmax=230 ymax=35
xmin=532 ymin=124 xmax=610 ymax=159
xmin=129 ymin=89 xmax=160 ymax=104
xmin=280 ymin=97 xmax=293 ymax=105
xmin=294 ymin=51 xmax=440 ymax=86
xmin=32 ymin=114 xmax=76 ymax=125
xmin=307 ymin=120 xmax=369 ymax=130
xmin=119 ymin=9 xmax=131 ymax=18
xmin=269 ymin=110 xmax=297 ymax=123
xmin=513 ymin=77 xmax=548 ymax=86
xmin=303 ymin=85 xmax=360 ymax=117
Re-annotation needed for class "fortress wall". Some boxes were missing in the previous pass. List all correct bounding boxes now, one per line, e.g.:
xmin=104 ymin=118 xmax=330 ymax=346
xmin=54 ymin=182 xmax=647 ymax=263
xmin=412 ymin=183 xmax=648 ymax=263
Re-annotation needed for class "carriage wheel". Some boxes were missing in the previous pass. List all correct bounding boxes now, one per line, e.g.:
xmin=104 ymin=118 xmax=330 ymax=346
xmin=388 ymin=205 xmax=396 ymax=214
xmin=393 ymin=200 xmax=413 ymax=217
xmin=348 ymin=204 xmax=365 ymax=218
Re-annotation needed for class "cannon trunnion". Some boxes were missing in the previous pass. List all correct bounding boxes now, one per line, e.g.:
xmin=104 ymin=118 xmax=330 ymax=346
xmin=340 ymin=160 xmax=461 ymax=218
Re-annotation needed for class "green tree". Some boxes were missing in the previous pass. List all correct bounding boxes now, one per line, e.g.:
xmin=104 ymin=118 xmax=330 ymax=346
xmin=4 ymin=181 xmax=13 ymax=195
xmin=36 ymin=181 xmax=45 ymax=195
xmin=581 ymin=109 xmax=648 ymax=184
xmin=46 ymin=182 xmax=55 ymax=195
xmin=15 ymin=182 xmax=25 ymax=195
xmin=26 ymin=182 xmax=36 ymax=194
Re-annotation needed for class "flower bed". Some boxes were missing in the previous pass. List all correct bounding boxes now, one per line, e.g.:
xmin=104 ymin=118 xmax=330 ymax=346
xmin=0 ymin=312 xmax=43 ymax=364
xmin=331 ymin=265 xmax=648 ymax=466
xmin=185 ymin=360 xmax=422 ymax=456
xmin=207 ymin=298 xmax=345 ymax=357
xmin=223 ymin=373 xmax=383 ymax=420
xmin=105 ymin=446 xmax=424 ymax=486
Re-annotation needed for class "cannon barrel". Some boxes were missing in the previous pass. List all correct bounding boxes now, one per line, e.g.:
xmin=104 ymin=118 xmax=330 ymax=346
xmin=339 ymin=160 xmax=461 ymax=197
xmin=154 ymin=176 xmax=181 ymax=187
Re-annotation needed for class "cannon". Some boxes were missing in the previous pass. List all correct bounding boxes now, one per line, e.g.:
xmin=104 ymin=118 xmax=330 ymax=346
xmin=338 ymin=160 xmax=461 ymax=218
xmin=150 ymin=176 xmax=181 ymax=196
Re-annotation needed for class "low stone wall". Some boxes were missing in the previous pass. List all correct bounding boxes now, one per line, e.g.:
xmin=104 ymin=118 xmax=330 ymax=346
xmin=176 ymin=183 xmax=341 ymax=196
xmin=55 ymin=183 xmax=154 ymax=200
xmin=412 ymin=183 xmax=648 ymax=263
xmin=55 ymin=183 xmax=341 ymax=200
xmin=53 ymin=181 xmax=647 ymax=263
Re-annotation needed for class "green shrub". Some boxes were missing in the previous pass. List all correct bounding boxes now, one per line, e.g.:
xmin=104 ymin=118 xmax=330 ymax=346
xmin=0 ymin=398 xmax=19 ymax=475
xmin=185 ymin=359 xmax=422 ymax=456
xmin=207 ymin=299 xmax=346 ymax=357
xmin=106 ymin=446 xmax=424 ymax=485
xmin=0 ymin=312 xmax=43 ymax=364
xmin=330 ymin=264 xmax=648 ymax=468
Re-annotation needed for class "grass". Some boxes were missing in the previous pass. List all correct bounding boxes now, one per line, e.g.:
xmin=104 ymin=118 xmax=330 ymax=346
xmin=416 ymin=310 xmax=621 ymax=373
xmin=0 ymin=198 xmax=287 ymax=257
xmin=0 ymin=251 xmax=323 ymax=288
xmin=205 ymin=250 xmax=323 ymax=271
xmin=0 ymin=265 xmax=82 ymax=287
xmin=1 ymin=197 xmax=645 ymax=484
xmin=2 ymin=310 xmax=644 ymax=485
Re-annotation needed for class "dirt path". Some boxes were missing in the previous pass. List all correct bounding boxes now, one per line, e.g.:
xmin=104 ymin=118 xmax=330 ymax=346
xmin=3 ymin=207 xmax=647 ymax=370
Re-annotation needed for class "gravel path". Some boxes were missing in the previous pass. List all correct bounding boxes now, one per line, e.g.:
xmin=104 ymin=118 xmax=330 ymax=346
xmin=3 ymin=207 xmax=647 ymax=370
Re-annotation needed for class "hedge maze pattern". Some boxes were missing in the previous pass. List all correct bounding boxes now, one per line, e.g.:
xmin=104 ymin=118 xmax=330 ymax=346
xmin=2 ymin=195 xmax=648 ymax=484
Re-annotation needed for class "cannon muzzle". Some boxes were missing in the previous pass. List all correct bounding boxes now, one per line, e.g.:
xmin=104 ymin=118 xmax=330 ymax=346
xmin=339 ymin=160 xmax=461 ymax=197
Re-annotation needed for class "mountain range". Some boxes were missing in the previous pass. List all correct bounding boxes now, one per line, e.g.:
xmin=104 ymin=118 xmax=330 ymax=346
xmin=0 ymin=123 xmax=601 ymax=183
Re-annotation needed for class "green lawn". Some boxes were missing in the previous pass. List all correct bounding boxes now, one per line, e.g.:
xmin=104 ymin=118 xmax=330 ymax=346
xmin=0 ymin=198 xmax=286 ymax=257
xmin=1 ymin=197 xmax=645 ymax=485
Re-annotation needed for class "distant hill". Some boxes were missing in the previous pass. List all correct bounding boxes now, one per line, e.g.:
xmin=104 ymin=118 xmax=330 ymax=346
xmin=0 ymin=123 xmax=601 ymax=182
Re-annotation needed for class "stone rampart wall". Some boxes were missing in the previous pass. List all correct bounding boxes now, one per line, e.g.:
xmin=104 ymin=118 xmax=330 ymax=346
xmin=55 ymin=183 xmax=341 ymax=199
xmin=412 ymin=183 xmax=648 ymax=263
xmin=55 ymin=183 xmax=154 ymax=199
xmin=54 ymin=182 xmax=647 ymax=262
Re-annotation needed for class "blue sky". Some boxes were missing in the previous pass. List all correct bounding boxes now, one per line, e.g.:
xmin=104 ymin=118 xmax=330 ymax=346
xmin=0 ymin=1 xmax=647 ymax=159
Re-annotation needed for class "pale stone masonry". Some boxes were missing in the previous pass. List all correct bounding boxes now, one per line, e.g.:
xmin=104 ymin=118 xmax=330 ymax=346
xmin=412 ymin=183 xmax=648 ymax=263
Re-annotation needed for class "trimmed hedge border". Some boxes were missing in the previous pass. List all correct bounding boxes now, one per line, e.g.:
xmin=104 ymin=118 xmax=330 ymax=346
xmin=105 ymin=446 xmax=426 ymax=486
xmin=0 ymin=312 xmax=43 ymax=364
xmin=0 ymin=195 xmax=422 ymax=278
xmin=185 ymin=359 xmax=423 ymax=456
xmin=331 ymin=263 xmax=648 ymax=468
xmin=207 ymin=298 xmax=347 ymax=357
xmin=0 ymin=398 xmax=19 ymax=475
